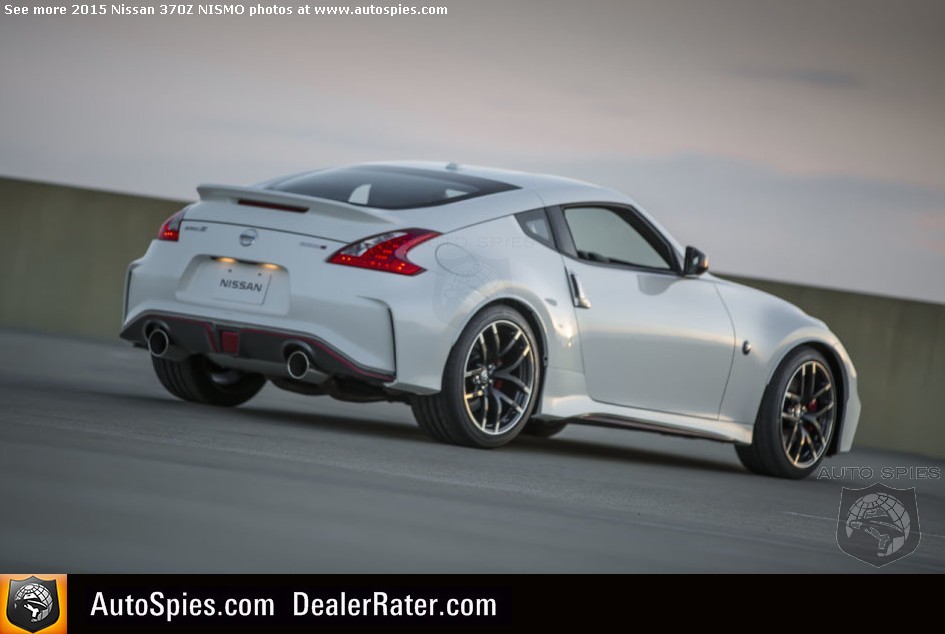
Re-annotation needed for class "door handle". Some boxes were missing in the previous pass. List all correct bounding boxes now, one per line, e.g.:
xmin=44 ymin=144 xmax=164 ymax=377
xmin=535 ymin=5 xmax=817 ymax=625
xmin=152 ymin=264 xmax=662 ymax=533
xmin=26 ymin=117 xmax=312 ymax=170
xmin=569 ymin=271 xmax=592 ymax=309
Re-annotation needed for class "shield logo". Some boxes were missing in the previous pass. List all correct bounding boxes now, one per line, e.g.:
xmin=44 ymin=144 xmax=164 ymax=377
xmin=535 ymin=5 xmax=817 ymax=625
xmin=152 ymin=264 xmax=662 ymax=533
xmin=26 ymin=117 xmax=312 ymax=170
xmin=6 ymin=576 xmax=61 ymax=633
xmin=836 ymin=482 xmax=921 ymax=567
xmin=431 ymin=243 xmax=510 ymax=324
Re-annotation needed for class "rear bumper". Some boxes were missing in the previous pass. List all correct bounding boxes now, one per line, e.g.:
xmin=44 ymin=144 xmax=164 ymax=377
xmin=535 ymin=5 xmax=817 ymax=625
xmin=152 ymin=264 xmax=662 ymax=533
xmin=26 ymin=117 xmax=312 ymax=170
xmin=120 ymin=310 xmax=394 ymax=384
xmin=120 ymin=229 xmax=482 ymax=395
xmin=121 ymin=231 xmax=407 ymax=385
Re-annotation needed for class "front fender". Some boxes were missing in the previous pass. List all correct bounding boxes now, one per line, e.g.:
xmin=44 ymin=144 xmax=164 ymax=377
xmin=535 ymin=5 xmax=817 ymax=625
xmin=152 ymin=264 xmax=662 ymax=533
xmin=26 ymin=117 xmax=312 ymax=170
xmin=715 ymin=280 xmax=860 ymax=452
xmin=716 ymin=281 xmax=832 ymax=421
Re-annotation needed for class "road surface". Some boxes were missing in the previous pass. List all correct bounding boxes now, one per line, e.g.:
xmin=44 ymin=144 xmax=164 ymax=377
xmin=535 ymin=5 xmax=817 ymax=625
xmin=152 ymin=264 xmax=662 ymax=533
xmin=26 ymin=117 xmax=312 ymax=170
xmin=0 ymin=330 xmax=941 ymax=572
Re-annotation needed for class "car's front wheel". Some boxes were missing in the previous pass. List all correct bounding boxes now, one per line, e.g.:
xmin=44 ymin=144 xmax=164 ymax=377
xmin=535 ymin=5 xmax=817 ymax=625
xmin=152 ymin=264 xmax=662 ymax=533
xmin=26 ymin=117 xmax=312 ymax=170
xmin=412 ymin=305 xmax=541 ymax=448
xmin=736 ymin=346 xmax=838 ymax=478
xmin=151 ymin=355 xmax=266 ymax=407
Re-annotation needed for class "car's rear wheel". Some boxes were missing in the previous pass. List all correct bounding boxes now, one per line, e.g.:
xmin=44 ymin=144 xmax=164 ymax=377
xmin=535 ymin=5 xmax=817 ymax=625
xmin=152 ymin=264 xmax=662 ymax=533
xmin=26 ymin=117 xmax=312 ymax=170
xmin=736 ymin=346 xmax=838 ymax=479
xmin=151 ymin=355 xmax=266 ymax=407
xmin=521 ymin=419 xmax=568 ymax=438
xmin=412 ymin=306 xmax=541 ymax=448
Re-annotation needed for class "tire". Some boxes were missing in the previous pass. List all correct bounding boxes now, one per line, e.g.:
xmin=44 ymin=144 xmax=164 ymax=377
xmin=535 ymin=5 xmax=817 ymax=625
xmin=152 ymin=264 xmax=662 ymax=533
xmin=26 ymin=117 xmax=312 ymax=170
xmin=736 ymin=346 xmax=838 ymax=479
xmin=151 ymin=355 xmax=266 ymax=407
xmin=412 ymin=305 xmax=542 ymax=448
xmin=521 ymin=419 xmax=568 ymax=438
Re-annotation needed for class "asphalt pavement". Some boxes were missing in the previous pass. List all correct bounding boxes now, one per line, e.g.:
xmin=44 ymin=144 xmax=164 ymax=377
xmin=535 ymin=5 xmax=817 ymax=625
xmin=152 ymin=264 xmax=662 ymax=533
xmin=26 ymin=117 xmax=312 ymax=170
xmin=0 ymin=329 xmax=942 ymax=572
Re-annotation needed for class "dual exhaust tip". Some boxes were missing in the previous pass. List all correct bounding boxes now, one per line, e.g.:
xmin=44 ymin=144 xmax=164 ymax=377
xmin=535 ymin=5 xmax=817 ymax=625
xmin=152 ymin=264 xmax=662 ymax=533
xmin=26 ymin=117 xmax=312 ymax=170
xmin=146 ymin=327 xmax=186 ymax=362
xmin=286 ymin=348 xmax=328 ymax=385
xmin=148 ymin=327 xmax=316 ymax=382
xmin=286 ymin=349 xmax=312 ymax=380
xmin=147 ymin=328 xmax=171 ymax=358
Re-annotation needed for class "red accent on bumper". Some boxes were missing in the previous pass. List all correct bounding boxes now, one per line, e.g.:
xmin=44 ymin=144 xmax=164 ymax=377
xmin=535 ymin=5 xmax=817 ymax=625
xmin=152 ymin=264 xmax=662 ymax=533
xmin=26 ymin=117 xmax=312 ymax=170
xmin=221 ymin=331 xmax=240 ymax=354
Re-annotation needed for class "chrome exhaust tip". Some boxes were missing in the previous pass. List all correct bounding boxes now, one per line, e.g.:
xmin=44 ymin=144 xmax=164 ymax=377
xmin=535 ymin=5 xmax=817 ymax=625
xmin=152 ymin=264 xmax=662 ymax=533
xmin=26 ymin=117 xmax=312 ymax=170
xmin=286 ymin=350 xmax=311 ymax=380
xmin=147 ymin=329 xmax=171 ymax=358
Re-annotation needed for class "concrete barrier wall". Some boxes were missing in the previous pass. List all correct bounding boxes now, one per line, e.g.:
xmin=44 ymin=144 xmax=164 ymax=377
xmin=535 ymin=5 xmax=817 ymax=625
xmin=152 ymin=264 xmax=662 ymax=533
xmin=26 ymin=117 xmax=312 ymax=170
xmin=2 ymin=176 xmax=943 ymax=458
xmin=722 ymin=275 xmax=944 ymax=459
xmin=0 ymin=177 xmax=183 ymax=339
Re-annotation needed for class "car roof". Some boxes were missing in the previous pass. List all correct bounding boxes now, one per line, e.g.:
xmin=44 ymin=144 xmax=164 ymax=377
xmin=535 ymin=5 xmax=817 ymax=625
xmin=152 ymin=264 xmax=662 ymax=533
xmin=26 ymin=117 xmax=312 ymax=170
xmin=256 ymin=160 xmax=631 ymax=207
xmin=353 ymin=160 xmax=625 ymax=201
xmin=246 ymin=161 xmax=682 ymax=254
xmin=348 ymin=162 xmax=683 ymax=253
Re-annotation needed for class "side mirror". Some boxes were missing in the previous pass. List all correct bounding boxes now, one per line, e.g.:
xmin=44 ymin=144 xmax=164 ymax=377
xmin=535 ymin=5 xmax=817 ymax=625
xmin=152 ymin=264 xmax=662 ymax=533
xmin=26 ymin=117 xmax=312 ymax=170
xmin=683 ymin=246 xmax=709 ymax=276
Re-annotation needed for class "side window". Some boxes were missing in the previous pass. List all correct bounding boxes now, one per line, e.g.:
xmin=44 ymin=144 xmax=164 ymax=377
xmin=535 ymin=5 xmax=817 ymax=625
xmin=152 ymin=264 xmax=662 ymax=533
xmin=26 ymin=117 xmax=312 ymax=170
xmin=515 ymin=208 xmax=556 ymax=249
xmin=563 ymin=206 xmax=671 ymax=270
xmin=348 ymin=183 xmax=371 ymax=204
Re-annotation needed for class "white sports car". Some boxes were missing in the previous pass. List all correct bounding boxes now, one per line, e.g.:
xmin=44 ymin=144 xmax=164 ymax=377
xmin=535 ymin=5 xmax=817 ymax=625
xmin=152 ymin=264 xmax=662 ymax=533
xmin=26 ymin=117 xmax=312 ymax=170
xmin=121 ymin=162 xmax=860 ymax=478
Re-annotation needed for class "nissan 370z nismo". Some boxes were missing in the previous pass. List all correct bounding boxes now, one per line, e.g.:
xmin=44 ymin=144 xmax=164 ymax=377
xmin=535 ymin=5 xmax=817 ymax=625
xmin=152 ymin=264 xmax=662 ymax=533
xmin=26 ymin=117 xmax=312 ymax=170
xmin=120 ymin=162 xmax=860 ymax=478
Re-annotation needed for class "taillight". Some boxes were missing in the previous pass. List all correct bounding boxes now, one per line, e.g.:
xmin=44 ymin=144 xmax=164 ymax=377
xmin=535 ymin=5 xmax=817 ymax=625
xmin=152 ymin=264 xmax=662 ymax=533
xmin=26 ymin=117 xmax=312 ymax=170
xmin=157 ymin=209 xmax=187 ymax=242
xmin=328 ymin=229 xmax=440 ymax=275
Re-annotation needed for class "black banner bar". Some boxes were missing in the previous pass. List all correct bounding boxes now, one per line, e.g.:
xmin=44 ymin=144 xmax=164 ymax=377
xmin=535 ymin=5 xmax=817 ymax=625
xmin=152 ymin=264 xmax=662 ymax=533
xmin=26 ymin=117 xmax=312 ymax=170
xmin=68 ymin=575 xmax=516 ymax=629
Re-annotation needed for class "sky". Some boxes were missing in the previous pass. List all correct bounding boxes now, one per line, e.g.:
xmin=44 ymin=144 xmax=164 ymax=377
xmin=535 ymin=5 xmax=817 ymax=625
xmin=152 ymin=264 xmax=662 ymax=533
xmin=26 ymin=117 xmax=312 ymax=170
xmin=1 ymin=0 xmax=943 ymax=302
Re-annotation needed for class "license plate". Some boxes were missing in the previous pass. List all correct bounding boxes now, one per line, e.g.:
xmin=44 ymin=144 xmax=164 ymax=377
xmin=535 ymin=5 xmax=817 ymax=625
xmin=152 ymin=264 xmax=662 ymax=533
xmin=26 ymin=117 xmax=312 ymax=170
xmin=212 ymin=263 xmax=272 ymax=305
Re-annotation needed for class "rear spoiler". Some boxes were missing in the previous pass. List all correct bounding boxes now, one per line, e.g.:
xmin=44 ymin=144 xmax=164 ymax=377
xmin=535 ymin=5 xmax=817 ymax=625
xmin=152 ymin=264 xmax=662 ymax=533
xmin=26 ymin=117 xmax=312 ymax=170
xmin=196 ymin=184 xmax=393 ymax=225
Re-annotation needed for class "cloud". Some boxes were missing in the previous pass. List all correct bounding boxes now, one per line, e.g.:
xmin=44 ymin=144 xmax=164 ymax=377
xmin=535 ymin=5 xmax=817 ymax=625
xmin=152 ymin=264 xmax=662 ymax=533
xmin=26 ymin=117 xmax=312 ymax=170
xmin=913 ymin=211 xmax=945 ymax=254
xmin=736 ymin=67 xmax=862 ymax=88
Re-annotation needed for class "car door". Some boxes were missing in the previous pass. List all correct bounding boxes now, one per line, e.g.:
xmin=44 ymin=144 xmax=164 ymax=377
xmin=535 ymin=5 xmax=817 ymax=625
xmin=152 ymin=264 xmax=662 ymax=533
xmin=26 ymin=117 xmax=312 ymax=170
xmin=553 ymin=204 xmax=736 ymax=419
